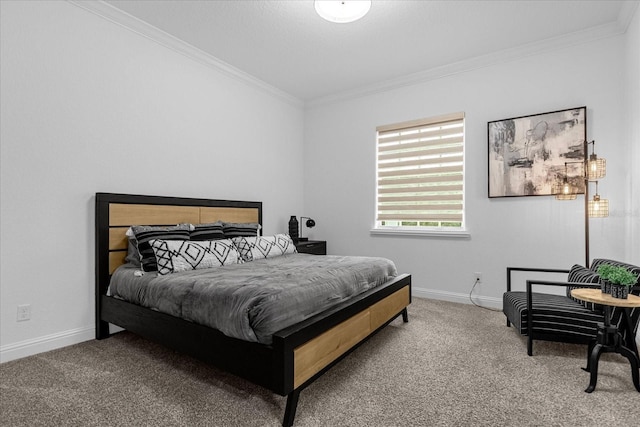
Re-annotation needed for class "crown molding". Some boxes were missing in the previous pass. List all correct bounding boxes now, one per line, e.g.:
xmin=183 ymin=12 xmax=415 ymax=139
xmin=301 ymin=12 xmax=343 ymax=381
xmin=618 ymin=1 xmax=640 ymax=32
xmin=307 ymin=11 xmax=634 ymax=109
xmin=67 ymin=1 xmax=303 ymax=108
xmin=66 ymin=0 xmax=636 ymax=111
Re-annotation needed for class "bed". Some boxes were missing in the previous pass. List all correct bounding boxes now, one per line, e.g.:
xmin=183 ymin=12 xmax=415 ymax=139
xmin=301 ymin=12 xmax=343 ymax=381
xmin=95 ymin=192 xmax=412 ymax=426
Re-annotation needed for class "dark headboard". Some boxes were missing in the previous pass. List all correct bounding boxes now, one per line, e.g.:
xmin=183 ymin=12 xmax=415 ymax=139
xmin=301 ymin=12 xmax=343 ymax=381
xmin=95 ymin=192 xmax=262 ymax=329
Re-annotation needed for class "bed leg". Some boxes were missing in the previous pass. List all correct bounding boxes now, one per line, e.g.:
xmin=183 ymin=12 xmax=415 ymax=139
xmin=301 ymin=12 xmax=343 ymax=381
xmin=402 ymin=308 xmax=409 ymax=323
xmin=282 ymin=389 xmax=300 ymax=427
xmin=96 ymin=320 xmax=110 ymax=340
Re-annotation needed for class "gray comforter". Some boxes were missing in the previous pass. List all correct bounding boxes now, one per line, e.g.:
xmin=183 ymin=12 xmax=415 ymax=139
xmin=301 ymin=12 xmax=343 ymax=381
xmin=109 ymin=254 xmax=397 ymax=344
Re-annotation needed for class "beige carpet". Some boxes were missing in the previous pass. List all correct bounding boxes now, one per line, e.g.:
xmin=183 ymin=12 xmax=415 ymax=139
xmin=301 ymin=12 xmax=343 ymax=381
xmin=1 ymin=297 xmax=639 ymax=426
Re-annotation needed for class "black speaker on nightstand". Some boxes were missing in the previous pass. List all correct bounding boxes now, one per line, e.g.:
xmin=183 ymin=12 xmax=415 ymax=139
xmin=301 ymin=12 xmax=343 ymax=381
xmin=288 ymin=216 xmax=299 ymax=242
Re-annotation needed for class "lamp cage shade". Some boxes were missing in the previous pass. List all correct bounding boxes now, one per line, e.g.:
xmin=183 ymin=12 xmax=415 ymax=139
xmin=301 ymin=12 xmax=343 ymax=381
xmin=588 ymin=195 xmax=609 ymax=218
xmin=587 ymin=155 xmax=606 ymax=180
xmin=553 ymin=179 xmax=578 ymax=200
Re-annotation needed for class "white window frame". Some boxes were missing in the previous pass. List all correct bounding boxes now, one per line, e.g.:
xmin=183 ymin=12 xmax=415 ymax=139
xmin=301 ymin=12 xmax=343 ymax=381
xmin=371 ymin=112 xmax=468 ymax=238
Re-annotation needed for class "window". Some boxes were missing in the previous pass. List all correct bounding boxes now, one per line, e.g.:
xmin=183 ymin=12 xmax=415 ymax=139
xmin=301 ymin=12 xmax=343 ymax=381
xmin=375 ymin=112 xmax=465 ymax=233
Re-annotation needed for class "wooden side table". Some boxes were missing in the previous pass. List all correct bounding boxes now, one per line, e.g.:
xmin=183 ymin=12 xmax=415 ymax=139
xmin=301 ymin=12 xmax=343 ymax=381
xmin=570 ymin=288 xmax=640 ymax=393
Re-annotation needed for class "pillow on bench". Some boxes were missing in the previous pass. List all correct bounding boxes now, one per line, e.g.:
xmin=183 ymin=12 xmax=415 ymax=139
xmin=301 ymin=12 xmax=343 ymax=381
xmin=566 ymin=264 xmax=600 ymax=311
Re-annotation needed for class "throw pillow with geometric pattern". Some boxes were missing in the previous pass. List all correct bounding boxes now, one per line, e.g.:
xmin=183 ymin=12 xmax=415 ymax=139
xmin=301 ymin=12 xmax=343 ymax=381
xmin=149 ymin=239 xmax=242 ymax=275
xmin=128 ymin=224 xmax=192 ymax=272
xmin=232 ymin=234 xmax=297 ymax=262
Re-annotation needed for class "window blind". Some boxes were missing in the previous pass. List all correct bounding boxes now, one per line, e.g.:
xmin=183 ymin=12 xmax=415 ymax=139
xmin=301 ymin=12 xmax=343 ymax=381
xmin=376 ymin=112 xmax=464 ymax=227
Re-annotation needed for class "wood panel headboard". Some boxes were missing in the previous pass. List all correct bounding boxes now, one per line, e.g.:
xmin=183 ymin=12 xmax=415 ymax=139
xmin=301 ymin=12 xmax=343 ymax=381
xmin=95 ymin=193 xmax=262 ymax=294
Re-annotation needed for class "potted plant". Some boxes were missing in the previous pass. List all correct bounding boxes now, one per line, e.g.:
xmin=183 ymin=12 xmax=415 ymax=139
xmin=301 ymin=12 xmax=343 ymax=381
xmin=597 ymin=264 xmax=616 ymax=293
xmin=607 ymin=266 xmax=639 ymax=299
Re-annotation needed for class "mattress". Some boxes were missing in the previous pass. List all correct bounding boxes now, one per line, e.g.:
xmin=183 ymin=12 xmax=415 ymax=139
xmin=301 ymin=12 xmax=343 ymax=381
xmin=108 ymin=254 xmax=397 ymax=344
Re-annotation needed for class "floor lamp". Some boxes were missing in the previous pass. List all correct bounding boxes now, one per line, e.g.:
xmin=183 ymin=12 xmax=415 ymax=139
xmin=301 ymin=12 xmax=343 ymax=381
xmin=554 ymin=140 xmax=608 ymax=268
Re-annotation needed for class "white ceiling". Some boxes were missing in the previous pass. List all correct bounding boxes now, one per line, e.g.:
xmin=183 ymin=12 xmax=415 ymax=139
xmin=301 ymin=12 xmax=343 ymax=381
xmin=103 ymin=0 xmax=633 ymax=103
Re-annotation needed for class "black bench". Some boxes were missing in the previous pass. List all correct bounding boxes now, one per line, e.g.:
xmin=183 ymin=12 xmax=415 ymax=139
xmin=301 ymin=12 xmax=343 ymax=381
xmin=503 ymin=259 xmax=640 ymax=356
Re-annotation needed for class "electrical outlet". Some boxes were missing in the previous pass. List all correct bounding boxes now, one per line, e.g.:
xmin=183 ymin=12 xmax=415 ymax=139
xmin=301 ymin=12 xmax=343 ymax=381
xmin=17 ymin=304 xmax=31 ymax=322
xmin=474 ymin=272 xmax=482 ymax=283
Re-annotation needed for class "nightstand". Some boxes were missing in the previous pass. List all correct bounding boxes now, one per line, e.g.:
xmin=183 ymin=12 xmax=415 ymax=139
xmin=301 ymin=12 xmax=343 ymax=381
xmin=295 ymin=240 xmax=327 ymax=255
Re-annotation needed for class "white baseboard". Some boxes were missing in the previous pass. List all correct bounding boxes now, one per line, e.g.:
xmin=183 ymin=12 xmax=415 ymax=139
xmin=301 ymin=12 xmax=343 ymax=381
xmin=412 ymin=286 xmax=503 ymax=310
xmin=0 ymin=326 xmax=95 ymax=363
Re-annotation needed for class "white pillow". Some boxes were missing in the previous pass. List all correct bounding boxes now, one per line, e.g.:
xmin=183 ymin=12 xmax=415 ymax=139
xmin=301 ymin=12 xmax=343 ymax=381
xmin=232 ymin=234 xmax=297 ymax=262
xmin=149 ymin=239 xmax=242 ymax=275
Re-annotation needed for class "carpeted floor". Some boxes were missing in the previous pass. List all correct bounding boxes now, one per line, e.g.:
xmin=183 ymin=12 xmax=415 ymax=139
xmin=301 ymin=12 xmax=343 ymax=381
xmin=1 ymin=297 xmax=639 ymax=426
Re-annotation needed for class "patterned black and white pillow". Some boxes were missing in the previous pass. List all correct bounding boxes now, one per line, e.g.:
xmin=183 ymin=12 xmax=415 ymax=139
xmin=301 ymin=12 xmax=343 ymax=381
xmin=232 ymin=234 xmax=296 ymax=262
xmin=149 ymin=239 xmax=242 ymax=275
xmin=222 ymin=222 xmax=261 ymax=239
xmin=566 ymin=264 xmax=601 ymax=310
xmin=191 ymin=221 xmax=225 ymax=241
xmin=128 ymin=224 xmax=192 ymax=272
xmin=567 ymin=264 xmax=600 ymax=284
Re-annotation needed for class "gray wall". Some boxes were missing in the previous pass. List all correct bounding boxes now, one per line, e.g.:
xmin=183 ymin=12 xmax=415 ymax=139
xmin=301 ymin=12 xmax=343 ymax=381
xmin=303 ymin=30 xmax=638 ymax=305
xmin=625 ymin=6 xmax=640 ymax=262
xmin=0 ymin=1 xmax=304 ymax=361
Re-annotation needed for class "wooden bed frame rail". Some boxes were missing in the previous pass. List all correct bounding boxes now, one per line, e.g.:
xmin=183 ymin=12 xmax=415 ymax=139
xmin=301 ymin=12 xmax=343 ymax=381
xmin=95 ymin=193 xmax=411 ymax=426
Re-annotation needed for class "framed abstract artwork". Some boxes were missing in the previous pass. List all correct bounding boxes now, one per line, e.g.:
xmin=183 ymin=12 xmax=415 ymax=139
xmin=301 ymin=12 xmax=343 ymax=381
xmin=488 ymin=106 xmax=587 ymax=198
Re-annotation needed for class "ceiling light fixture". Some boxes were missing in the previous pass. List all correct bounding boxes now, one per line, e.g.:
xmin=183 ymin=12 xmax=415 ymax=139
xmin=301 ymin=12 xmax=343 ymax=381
xmin=315 ymin=1 xmax=371 ymax=24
